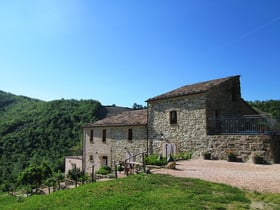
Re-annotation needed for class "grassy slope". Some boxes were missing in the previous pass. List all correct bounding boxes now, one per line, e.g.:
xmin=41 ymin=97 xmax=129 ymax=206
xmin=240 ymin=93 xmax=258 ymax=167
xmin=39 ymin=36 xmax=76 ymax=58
xmin=4 ymin=174 xmax=280 ymax=210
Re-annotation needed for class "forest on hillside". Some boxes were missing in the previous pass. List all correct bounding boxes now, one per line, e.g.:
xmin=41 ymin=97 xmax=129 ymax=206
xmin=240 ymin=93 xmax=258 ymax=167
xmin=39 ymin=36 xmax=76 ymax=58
xmin=248 ymin=100 xmax=280 ymax=119
xmin=0 ymin=91 xmax=101 ymax=191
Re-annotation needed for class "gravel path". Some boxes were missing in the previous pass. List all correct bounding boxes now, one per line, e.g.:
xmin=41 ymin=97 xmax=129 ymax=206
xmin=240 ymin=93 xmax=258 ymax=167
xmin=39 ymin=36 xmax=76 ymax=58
xmin=152 ymin=159 xmax=280 ymax=193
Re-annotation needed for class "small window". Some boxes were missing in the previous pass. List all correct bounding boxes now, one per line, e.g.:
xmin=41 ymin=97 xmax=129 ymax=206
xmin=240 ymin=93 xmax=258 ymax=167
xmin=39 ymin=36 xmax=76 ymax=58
xmin=128 ymin=128 xmax=133 ymax=141
xmin=102 ymin=129 xmax=106 ymax=142
xmin=169 ymin=111 xmax=177 ymax=124
xmin=102 ymin=156 xmax=108 ymax=166
xmin=89 ymin=155 xmax=93 ymax=161
xmin=90 ymin=129 xmax=93 ymax=143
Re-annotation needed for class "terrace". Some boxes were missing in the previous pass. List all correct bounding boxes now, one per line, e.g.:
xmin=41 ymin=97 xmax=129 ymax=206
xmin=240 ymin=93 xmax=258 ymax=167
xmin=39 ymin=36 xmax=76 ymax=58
xmin=207 ymin=115 xmax=280 ymax=135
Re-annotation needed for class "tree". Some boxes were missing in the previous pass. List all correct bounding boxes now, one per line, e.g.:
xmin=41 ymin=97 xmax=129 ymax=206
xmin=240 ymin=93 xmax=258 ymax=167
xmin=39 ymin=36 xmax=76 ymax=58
xmin=67 ymin=166 xmax=85 ymax=187
xmin=17 ymin=162 xmax=54 ymax=194
xmin=44 ymin=177 xmax=56 ymax=194
xmin=132 ymin=103 xmax=145 ymax=110
xmin=17 ymin=165 xmax=43 ymax=194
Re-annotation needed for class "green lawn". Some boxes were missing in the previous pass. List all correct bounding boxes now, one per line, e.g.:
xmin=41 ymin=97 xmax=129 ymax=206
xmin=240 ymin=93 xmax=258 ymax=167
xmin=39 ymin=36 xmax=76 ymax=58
xmin=3 ymin=174 xmax=280 ymax=209
xmin=0 ymin=192 xmax=17 ymax=209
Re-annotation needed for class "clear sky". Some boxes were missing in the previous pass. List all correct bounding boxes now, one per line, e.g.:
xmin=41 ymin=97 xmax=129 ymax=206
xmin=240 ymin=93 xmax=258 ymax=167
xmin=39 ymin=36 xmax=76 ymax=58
xmin=0 ymin=0 xmax=279 ymax=107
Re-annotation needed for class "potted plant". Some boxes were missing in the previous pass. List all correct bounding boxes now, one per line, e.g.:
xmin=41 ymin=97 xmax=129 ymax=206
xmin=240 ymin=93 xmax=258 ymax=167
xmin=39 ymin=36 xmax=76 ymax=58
xmin=226 ymin=150 xmax=236 ymax=162
xmin=203 ymin=151 xmax=211 ymax=160
xmin=252 ymin=152 xmax=264 ymax=164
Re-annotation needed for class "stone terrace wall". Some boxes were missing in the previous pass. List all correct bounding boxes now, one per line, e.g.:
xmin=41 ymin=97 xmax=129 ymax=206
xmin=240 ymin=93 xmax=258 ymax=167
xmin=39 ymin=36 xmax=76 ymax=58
xmin=207 ymin=134 xmax=280 ymax=163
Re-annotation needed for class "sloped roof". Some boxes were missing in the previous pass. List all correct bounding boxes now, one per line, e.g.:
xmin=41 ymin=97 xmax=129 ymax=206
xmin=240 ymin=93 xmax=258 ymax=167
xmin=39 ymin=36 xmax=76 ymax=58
xmin=146 ymin=75 xmax=240 ymax=102
xmin=84 ymin=109 xmax=147 ymax=127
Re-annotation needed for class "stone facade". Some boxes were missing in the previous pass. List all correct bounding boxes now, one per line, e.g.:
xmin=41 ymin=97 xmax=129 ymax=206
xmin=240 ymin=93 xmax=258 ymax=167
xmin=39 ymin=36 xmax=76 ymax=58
xmin=82 ymin=75 xmax=279 ymax=175
xmin=147 ymin=94 xmax=207 ymax=155
xmin=83 ymin=109 xmax=148 ymax=174
xmin=83 ymin=127 xmax=111 ymax=172
xmin=205 ymin=77 xmax=256 ymax=120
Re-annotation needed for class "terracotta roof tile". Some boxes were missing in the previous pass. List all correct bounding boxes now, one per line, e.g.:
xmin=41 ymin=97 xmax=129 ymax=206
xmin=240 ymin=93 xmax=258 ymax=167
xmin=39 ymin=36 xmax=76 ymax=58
xmin=86 ymin=109 xmax=147 ymax=127
xmin=146 ymin=75 xmax=239 ymax=102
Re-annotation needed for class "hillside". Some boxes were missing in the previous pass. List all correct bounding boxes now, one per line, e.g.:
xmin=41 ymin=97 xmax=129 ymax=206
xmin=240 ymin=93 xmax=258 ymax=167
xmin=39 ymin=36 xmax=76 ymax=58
xmin=0 ymin=90 xmax=130 ymax=191
xmin=4 ymin=174 xmax=280 ymax=209
xmin=248 ymin=100 xmax=280 ymax=119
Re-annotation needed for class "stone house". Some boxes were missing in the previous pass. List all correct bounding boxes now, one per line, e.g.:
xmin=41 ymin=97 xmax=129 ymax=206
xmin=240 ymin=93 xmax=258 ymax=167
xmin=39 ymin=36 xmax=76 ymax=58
xmin=83 ymin=75 xmax=280 ymax=174
xmin=83 ymin=109 xmax=148 ymax=171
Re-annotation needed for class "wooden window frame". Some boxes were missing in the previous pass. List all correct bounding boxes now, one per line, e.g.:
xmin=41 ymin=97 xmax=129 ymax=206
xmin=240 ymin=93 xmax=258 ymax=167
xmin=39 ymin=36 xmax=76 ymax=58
xmin=169 ymin=110 xmax=177 ymax=124
xmin=128 ymin=128 xmax=133 ymax=141
xmin=102 ymin=156 xmax=108 ymax=166
xmin=102 ymin=129 xmax=106 ymax=143
xmin=90 ymin=129 xmax=94 ymax=143
xmin=89 ymin=155 xmax=93 ymax=161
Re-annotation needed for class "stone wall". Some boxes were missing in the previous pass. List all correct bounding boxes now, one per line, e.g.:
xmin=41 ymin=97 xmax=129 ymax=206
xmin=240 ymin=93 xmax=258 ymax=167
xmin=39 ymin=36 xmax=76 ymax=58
xmin=148 ymin=94 xmax=208 ymax=155
xmin=83 ymin=126 xmax=147 ymax=174
xmin=83 ymin=127 xmax=111 ymax=173
xmin=206 ymin=134 xmax=280 ymax=163
xmin=110 ymin=126 xmax=147 ymax=163
xmin=206 ymin=77 xmax=257 ymax=125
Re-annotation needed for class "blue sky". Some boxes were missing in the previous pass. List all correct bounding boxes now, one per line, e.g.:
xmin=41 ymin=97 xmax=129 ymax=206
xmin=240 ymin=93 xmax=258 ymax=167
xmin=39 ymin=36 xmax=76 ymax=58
xmin=0 ymin=0 xmax=279 ymax=107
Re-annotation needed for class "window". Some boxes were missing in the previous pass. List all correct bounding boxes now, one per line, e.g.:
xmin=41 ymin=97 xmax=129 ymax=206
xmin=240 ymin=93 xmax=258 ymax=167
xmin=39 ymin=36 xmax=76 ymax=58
xmin=102 ymin=156 xmax=108 ymax=166
xmin=169 ymin=110 xmax=177 ymax=124
xmin=90 ymin=129 xmax=93 ymax=143
xmin=128 ymin=128 xmax=133 ymax=141
xmin=102 ymin=129 xmax=106 ymax=142
xmin=89 ymin=155 xmax=93 ymax=161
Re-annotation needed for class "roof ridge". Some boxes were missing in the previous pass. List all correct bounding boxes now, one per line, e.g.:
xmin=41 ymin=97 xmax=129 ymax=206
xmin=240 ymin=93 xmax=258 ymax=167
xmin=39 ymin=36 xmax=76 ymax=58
xmin=146 ymin=75 xmax=240 ymax=102
xmin=84 ymin=109 xmax=147 ymax=127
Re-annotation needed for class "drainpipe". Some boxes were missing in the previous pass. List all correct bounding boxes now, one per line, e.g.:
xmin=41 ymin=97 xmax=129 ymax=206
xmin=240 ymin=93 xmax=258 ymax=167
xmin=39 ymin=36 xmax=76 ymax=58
xmin=146 ymin=104 xmax=149 ymax=156
xmin=146 ymin=124 xmax=149 ymax=156
xmin=82 ymin=128 xmax=85 ymax=172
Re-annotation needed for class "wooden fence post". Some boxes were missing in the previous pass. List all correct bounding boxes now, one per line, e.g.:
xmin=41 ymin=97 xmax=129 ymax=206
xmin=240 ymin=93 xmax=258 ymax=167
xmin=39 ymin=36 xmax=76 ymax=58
xmin=142 ymin=152 xmax=146 ymax=173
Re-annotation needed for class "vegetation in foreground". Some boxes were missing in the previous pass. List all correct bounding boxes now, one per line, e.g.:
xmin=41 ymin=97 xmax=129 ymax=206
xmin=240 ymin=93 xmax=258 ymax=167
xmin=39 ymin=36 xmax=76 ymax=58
xmin=3 ymin=174 xmax=280 ymax=210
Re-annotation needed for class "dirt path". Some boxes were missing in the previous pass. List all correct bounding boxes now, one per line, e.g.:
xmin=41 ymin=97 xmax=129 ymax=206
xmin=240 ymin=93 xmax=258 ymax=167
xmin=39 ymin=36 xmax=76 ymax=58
xmin=152 ymin=159 xmax=280 ymax=193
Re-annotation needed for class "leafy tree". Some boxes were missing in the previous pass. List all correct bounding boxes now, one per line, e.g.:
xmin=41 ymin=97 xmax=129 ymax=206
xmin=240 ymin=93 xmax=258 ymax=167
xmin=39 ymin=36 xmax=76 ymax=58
xmin=132 ymin=103 xmax=146 ymax=110
xmin=67 ymin=166 xmax=84 ymax=187
xmin=17 ymin=165 xmax=43 ymax=193
xmin=248 ymin=100 xmax=280 ymax=119
xmin=44 ymin=177 xmax=56 ymax=194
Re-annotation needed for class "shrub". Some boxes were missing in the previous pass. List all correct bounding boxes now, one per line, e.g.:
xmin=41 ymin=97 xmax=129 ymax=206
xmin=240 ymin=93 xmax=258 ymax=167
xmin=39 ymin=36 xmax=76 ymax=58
xmin=145 ymin=154 xmax=167 ymax=166
xmin=252 ymin=152 xmax=265 ymax=164
xmin=117 ymin=165 xmax=124 ymax=172
xmin=96 ymin=166 xmax=112 ymax=175
xmin=203 ymin=151 xmax=211 ymax=160
xmin=226 ymin=150 xmax=237 ymax=162
xmin=174 ymin=152 xmax=193 ymax=160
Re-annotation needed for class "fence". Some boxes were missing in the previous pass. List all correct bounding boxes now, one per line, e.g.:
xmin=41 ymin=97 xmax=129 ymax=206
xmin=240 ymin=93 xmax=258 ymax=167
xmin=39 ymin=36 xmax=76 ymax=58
xmin=124 ymin=152 xmax=146 ymax=176
xmin=208 ymin=115 xmax=280 ymax=135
